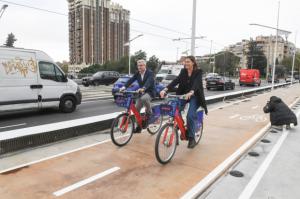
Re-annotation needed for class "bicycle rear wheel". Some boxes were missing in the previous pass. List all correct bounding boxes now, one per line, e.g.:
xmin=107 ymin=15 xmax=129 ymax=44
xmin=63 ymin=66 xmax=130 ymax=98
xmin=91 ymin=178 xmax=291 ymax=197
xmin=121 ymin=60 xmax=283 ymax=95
xmin=195 ymin=121 xmax=203 ymax=144
xmin=110 ymin=113 xmax=134 ymax=147
xmin=155 ymin=123 xmax=178 ymax=164
xmin=147 ymin=115 xmax=163 ymax=135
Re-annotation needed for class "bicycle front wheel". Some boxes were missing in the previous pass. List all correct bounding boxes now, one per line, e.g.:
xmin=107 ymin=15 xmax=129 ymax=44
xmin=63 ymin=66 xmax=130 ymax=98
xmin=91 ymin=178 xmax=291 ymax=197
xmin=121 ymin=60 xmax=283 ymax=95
xmin=147 ymin=115 xmax=163 ymax=135
xmin=155 ymin=123 xmax=178 ymax=164
xmin=110 ymin=113 xmax=134 ymax=147
xmin=195 ymin=121 xmax=203 ymax=145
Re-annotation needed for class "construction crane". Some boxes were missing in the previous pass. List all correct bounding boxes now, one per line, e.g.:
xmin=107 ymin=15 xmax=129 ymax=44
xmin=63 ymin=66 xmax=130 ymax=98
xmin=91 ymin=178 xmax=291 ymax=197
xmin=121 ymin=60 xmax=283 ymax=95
xmin=0 ymin=4 xmax=8 ymax=20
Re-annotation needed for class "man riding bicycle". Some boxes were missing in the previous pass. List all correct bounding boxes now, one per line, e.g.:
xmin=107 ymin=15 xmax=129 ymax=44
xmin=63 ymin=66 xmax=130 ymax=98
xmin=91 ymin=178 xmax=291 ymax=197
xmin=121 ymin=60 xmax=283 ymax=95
xmin=120 ymin=59 xmax=156 ymax=133
xmin=160 ymin=56 xmax=208 ymax=148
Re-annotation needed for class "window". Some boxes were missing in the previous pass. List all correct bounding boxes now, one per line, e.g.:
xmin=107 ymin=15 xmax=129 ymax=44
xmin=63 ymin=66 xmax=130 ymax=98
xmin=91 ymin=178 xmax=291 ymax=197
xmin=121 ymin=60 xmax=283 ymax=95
xmin=39 ymin=62 xmax=65 ymax=82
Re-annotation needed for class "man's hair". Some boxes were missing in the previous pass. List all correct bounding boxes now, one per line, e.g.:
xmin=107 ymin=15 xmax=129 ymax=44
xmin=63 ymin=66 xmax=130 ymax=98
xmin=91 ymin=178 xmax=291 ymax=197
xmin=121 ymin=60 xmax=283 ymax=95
xmin=137 ymin=59 xmax=146 ymax=66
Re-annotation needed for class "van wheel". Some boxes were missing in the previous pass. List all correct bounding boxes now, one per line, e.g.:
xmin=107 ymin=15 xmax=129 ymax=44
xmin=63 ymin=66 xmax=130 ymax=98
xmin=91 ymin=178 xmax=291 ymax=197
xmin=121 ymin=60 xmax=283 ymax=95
xmin=60 ymin=96 xmax=76 ymax=113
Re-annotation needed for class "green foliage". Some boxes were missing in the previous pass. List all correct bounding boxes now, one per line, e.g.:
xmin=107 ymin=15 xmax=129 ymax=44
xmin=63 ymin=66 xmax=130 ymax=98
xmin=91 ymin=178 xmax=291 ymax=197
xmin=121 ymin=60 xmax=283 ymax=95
xmin=147 ymin=55 xmax=160 ymax=73
xmin=4 ymin=33 xmax=17 ymax=47
xmin=79 ymin=50 xmax=150 ymax=74
xmin=215 ymin=51 xmax=240 ymax=76
xmin=246 ymin=39 xmax=267 ymax=76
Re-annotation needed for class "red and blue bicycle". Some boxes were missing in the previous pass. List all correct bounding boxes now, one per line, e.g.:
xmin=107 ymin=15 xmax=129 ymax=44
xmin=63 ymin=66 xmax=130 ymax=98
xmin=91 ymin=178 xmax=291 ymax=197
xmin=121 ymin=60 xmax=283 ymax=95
xmin=155 ymin=94 xmax=204 ymax=164
xmin=110 ymin=91 xmax=163 ymax=147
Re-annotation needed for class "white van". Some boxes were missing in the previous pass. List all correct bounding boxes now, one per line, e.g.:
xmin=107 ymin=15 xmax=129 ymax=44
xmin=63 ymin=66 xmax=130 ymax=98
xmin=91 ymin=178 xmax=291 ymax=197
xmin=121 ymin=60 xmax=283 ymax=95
xmin=0 ymin=47 xmax=81 ymax=113
xmin=156 ymin=64 xmax=183 ymax=82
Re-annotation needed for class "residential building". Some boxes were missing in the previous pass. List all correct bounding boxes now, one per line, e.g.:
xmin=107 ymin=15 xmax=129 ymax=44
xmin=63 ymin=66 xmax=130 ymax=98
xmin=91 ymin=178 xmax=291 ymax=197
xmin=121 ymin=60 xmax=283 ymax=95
xmin=67 ymin=0 xmax=130 ymax=73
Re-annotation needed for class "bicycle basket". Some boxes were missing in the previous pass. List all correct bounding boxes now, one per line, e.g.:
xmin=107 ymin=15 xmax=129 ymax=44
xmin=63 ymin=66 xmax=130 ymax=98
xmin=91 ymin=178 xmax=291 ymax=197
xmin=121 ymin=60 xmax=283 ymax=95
xmin=115 ymin=95 xmax=131 ymax=108
xmin=148 ymin=105 xmax=161 ymax=123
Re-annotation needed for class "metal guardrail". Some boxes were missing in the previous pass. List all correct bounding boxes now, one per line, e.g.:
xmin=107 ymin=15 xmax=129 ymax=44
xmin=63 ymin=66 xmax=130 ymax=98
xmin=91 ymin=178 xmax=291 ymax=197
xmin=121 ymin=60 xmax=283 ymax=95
xmin=0 ymin=82 xmax=293 ymax=156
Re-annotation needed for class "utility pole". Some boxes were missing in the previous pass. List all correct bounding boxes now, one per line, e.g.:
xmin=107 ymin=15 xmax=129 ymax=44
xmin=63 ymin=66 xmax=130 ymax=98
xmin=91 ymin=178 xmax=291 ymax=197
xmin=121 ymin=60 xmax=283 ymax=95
xmin=191 ymin=0 xmax=197 ymax=56
xmin=271 ymin=1 xmax=280 ymax=90
xmin=291 ymin=31 xmax=297 ymax=85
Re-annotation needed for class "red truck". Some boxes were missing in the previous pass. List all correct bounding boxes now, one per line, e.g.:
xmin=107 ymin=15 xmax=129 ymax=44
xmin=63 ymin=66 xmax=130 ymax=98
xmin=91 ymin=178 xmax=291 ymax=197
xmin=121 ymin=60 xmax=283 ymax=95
xmin=239 ymin=69 xmax=261 ymax=86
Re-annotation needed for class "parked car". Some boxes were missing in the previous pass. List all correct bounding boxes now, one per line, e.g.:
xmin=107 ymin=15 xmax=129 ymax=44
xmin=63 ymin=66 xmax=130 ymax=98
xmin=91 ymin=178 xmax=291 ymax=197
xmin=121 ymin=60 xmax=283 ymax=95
xmin=285 ymin=76 xmax=298 ymax=83
xmin=206 ymin=76 xmax=235 ymax=91
xmin=267 ymin=76 xmax=279 ymax=83
xmin=0 ymin=47 xmax=81 ymax=113
xmin=84 ymin=71 xmax=120 ymax=86
xmin=205 ymin=73 xmax=219 ymax=81
xmin=160 ymin=74 xmax=178 ymax=92
xmin=82 ymin=76 xmax=92 ymax=87
xmin=112 ymin=76 xmax=165 ymax=100
xmin=239 ymin=69 xmax=261 ymax=86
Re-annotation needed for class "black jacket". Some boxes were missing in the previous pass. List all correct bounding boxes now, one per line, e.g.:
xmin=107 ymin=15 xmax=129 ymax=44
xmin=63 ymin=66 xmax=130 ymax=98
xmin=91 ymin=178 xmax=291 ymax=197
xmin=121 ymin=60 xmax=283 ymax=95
xmin=263 ymin=96 xmax=297 ymax=126
xmin=167 ymin=68 xmax=207 ymax=114
xmin=125 ymin=69 xmax=156 ymax=98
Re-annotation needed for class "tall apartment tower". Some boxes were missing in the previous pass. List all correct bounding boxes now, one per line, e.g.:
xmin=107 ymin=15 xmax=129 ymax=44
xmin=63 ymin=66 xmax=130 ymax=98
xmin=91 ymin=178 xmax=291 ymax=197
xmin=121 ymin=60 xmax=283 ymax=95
xmin=67 ymin=0 xmax=130 ymax=71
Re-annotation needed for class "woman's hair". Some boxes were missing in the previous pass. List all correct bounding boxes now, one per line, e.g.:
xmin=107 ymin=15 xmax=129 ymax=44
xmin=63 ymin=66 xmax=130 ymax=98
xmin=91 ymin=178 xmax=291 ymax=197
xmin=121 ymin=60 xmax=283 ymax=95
xmin=185 ymin=56 xmax=198 ymax=70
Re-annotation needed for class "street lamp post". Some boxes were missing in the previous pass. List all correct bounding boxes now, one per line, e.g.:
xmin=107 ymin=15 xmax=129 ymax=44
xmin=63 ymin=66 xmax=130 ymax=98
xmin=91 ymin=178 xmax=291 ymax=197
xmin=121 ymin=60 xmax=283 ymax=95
xmin=191 ymin=0 xmax=197 ymax=56
xmin=0 ymin=4 xmax=8 ymax=20
xmin=249 ymin=2 xmax=291 ymax=90
xmin=124 ymin=34 xmax=143 ymax=75
xmin=291 ymin=31 xmax=297 ymax=85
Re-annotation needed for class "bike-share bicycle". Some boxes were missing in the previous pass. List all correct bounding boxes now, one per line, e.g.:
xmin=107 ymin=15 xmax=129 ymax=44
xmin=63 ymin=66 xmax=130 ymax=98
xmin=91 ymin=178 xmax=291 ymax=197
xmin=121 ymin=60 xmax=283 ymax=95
xmin=110 ymin=90 xmax=163 ymax=147
xmin=155 ymin=94 xmax=204 ymax=164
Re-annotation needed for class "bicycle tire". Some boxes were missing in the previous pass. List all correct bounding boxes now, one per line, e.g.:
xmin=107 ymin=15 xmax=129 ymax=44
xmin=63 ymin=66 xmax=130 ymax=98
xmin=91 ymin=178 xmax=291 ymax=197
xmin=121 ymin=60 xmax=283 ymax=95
xmin=147 ymin=115 xmax=163 ymax=135
xmin=155 ymin=123 xmax=178 ymax=164
xmin=110 ymin=113 xmax=134 ymax=147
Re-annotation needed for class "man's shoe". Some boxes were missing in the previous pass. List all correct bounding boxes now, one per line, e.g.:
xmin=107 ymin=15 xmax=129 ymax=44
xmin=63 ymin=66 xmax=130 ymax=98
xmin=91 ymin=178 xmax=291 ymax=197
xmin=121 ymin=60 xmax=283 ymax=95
xmin=134 ymin=126 xmax=142 ymax=133
xmin=187 ymin=137 xmax=197 ymax=149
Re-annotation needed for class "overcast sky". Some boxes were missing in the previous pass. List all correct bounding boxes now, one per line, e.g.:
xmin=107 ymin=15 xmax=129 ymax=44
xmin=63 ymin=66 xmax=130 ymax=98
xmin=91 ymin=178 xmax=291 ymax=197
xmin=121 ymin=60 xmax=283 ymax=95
xmin=0 ymin=0 xmax=299 ymax=62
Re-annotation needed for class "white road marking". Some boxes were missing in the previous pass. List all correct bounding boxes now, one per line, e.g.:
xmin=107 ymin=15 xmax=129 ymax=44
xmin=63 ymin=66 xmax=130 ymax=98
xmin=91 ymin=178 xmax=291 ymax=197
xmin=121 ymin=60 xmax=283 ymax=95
xmin=238 ymin=130 xmax=288 ymax=199
xmin=53 ymin=167 xmax=120 ymax=197
xmin=181 ymin=99 xmax=300 ymax=199
xmin=0 ymin=139 xmax=111 ymax=174
xmin=229 ymin=114 xmax=240 ymax=119
xmin=252 ymin=105 xmax=259 ymax=109
xmin=238 ymin=110 xmax=300 ymax=199
xmin=0 ymin=123 xmax=27 ymax=129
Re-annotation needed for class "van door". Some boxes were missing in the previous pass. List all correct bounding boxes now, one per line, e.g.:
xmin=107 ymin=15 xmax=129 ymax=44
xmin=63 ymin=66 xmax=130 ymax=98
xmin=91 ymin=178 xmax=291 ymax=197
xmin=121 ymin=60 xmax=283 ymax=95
xmin=0 ymin=50 xmax=39 ymax=112
xmin=37 ymin=61 xmax=67 ymax=108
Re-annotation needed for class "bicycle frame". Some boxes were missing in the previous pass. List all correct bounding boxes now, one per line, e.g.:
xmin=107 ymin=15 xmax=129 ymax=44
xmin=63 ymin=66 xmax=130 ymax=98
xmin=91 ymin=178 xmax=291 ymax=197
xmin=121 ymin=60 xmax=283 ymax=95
xmin=162 ymin=100 xmax=187 ymax=146
xmin=119 ymin=96 xmax=143 ymax=131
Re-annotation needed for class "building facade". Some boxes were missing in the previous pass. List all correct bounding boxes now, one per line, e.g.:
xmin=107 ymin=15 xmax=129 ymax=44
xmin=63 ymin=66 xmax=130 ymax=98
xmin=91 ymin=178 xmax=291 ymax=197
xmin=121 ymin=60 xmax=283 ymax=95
xmin=225 ymin=36 xmax=296 ymax=70
xmin=67 ymin=0 xmax=130 ymax=73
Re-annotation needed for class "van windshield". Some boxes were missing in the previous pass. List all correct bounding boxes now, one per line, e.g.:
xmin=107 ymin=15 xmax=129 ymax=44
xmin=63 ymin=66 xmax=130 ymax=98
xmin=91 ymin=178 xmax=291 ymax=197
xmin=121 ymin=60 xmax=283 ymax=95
xmin=158 ymin=69 xmax=170 ymax=74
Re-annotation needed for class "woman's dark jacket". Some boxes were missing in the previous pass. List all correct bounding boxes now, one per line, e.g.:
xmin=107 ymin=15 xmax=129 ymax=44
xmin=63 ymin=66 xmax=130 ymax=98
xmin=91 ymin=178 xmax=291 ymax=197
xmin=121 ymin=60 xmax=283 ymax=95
xmin=167 ymin=68 xmax=207 ymax=114
xmin=263 ymin=96 xmax=297 ymax=126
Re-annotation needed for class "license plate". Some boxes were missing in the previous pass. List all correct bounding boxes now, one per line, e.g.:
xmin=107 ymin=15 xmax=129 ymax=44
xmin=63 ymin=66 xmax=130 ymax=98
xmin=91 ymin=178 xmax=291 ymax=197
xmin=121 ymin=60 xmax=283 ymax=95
xmin=209 ymin=82 xmax=216 ymax=85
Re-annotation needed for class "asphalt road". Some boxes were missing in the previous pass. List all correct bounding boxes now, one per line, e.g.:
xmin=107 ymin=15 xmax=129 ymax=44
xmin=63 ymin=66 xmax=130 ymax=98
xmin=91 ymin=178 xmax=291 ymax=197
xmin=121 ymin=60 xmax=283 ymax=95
xmin=0 ymin=82 xmax=270 ymax=132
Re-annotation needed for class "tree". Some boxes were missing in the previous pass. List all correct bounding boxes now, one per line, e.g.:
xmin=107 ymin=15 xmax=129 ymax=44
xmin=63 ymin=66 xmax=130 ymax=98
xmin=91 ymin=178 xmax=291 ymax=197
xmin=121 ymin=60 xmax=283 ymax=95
xmin=281 ymin=53 xmax=300 ymax=77
xmin=4 ymin=33 xmax=17 ymax=47
xmin=79 ymin=50 xmax=150 ymax=74
xmin=246 ymin=39 xmax=267 ymax=76
xmin=56 ymin=61 xmax=69 ymax=73
xmin=147 ymin=55 xmax=160 ymax=73
xmin=215 ymin=51 xmax=240 ymax=76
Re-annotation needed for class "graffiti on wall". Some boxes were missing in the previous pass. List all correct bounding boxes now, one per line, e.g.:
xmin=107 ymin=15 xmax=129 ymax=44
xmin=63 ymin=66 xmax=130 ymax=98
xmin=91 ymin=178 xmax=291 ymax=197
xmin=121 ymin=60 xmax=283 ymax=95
xmin=2 ymin=57 xmax=37 ymax=78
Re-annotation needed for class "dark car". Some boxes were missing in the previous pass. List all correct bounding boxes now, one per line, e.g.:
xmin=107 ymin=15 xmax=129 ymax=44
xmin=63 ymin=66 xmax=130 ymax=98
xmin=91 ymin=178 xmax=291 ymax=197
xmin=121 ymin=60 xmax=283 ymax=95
xmin=206 ymin=76 xmax=235 ymax=91
xmin=112 ymin=76 xmax=165 ymax=100
xmin=267 ymin=76 xmax=279 ymax=83
xmin=82 ymin=76 xmax=92 ymax=87
xmin=87 ymin=71 xmax=120 ymax=86
xmin=161 ymin=74 xmax=178 ymax=92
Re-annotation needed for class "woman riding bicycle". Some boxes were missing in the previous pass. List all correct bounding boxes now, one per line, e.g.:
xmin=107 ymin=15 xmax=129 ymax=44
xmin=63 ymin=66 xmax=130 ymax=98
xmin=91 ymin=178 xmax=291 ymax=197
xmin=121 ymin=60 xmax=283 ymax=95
xmin=160 ymin=56 xmax=208 ymax=148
